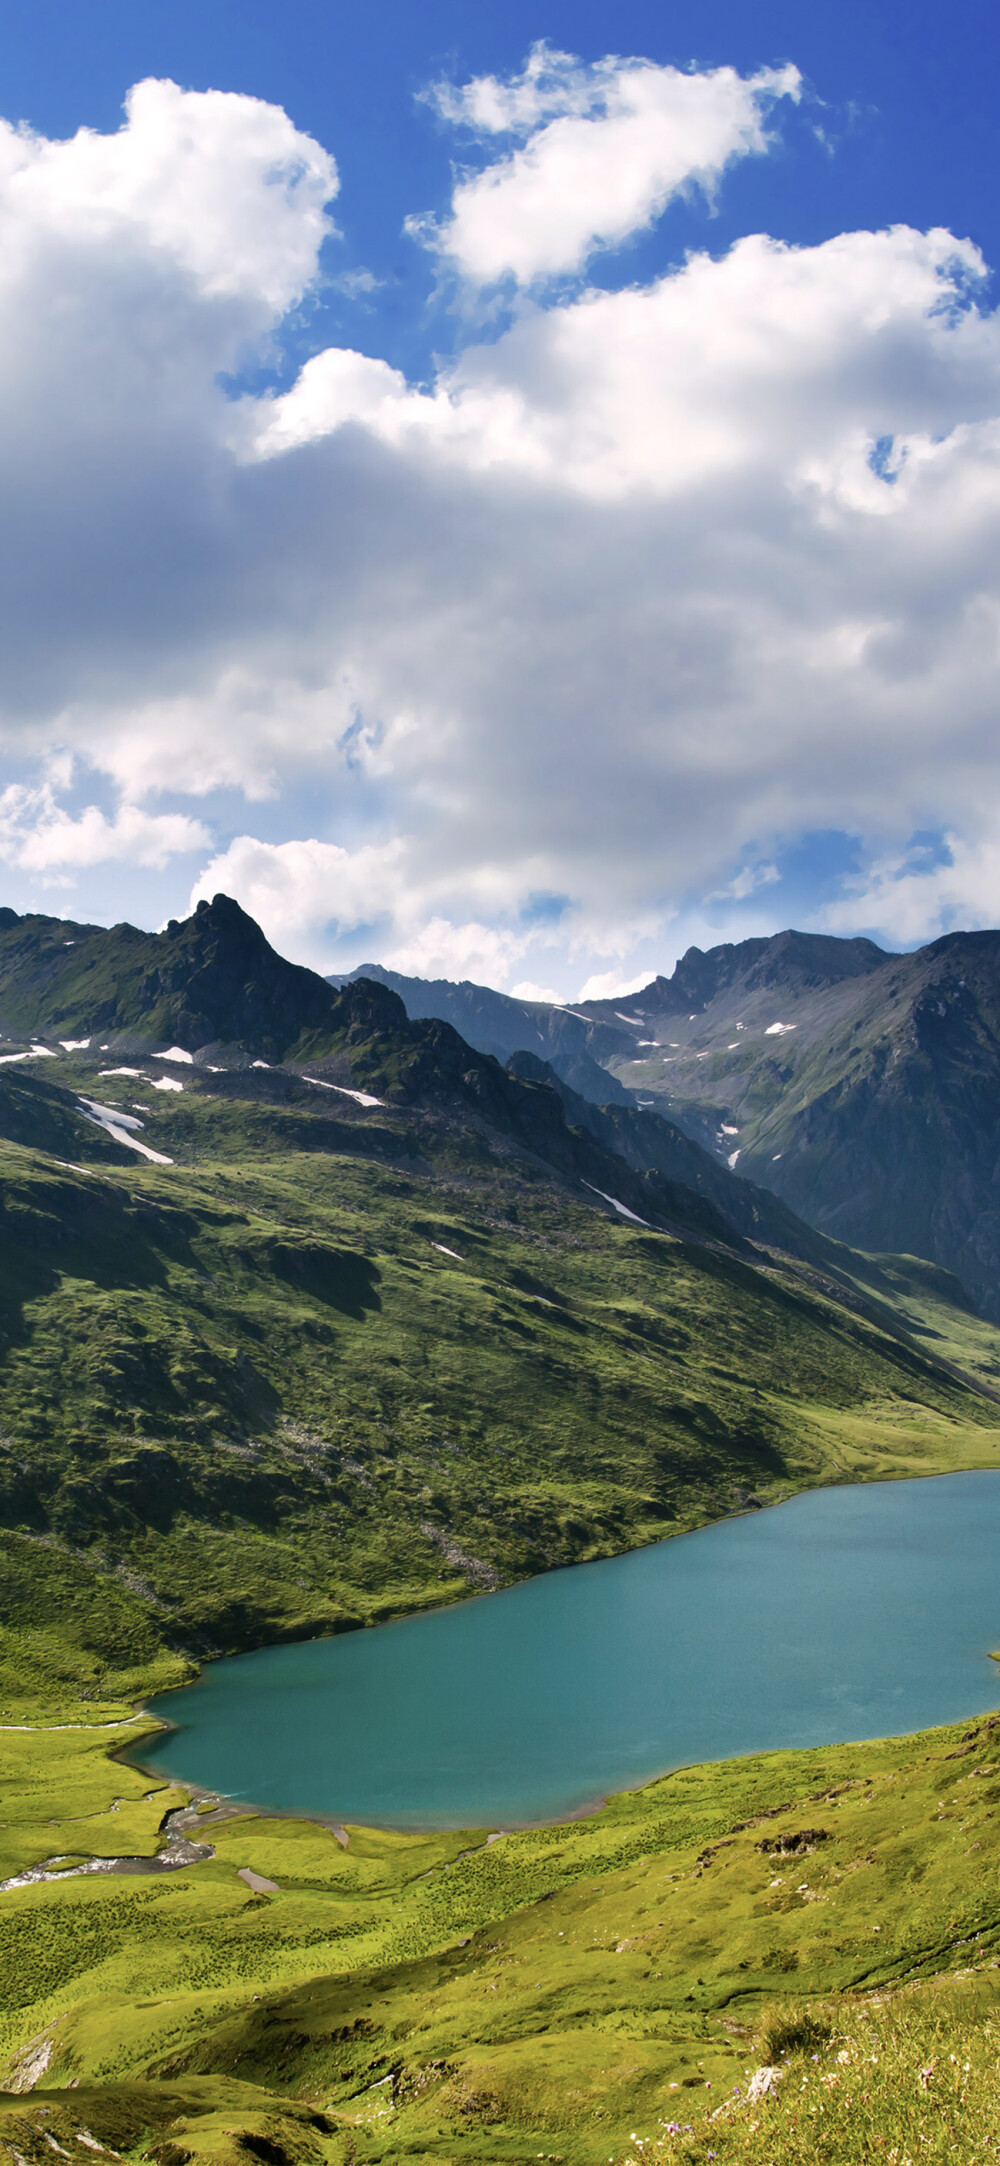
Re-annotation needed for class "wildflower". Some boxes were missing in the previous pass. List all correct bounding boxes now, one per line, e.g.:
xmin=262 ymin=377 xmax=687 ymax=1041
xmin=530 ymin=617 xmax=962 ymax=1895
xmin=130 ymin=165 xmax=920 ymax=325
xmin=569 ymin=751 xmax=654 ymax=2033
xmin=917 ymin=2061 xmax=936 ymax=2091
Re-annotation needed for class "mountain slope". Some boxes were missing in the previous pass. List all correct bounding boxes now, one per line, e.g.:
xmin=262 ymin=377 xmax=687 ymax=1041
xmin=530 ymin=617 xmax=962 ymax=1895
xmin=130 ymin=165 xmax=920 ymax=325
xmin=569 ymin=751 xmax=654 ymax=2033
xmin=577 ymin=928 xmax=1000 ymax=1318
xmin=331 ymin=960 xmax=633 ymax=1104
xmin=363 ymin=929 xmax=1000 ymax=1320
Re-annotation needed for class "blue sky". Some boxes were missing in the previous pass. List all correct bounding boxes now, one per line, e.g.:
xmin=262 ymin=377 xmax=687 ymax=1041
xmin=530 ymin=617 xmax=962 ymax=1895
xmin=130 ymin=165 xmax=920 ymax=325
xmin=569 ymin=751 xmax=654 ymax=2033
xmin=0 ymin=0 xmax=995 ymax=993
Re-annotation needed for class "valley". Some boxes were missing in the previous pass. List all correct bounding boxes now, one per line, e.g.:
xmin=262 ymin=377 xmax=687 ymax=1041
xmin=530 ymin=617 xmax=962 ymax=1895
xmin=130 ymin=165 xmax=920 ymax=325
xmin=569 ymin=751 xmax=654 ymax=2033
xmin=358 ymin=927 xmax=1000 ymax=1323
xmin=2 ymin=899 xmax=1000 ymax=2162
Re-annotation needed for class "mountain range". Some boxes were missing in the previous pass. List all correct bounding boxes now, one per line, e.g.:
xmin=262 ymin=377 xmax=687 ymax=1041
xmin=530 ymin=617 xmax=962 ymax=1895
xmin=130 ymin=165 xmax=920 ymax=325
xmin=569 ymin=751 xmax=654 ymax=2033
xmin=341 ymin=927 xmax=1000 ymax=1320
xmin=3 ymin=896 xmax=1000 ymax=2156
xmin=0 ymin=892 xmax=998 ymax=1677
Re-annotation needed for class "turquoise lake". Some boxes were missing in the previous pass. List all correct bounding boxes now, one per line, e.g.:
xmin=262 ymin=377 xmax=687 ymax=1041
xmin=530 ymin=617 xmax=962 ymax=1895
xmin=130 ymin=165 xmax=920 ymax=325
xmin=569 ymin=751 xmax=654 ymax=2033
xmin=140 ymin=1472 xmax=1000 ymax=1829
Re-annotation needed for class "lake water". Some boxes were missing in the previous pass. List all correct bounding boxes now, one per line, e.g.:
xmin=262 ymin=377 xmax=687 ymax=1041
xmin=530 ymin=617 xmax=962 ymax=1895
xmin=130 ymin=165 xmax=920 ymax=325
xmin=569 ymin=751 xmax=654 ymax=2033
xmin=139 ymin=1472 xmax=1000 ymax=1829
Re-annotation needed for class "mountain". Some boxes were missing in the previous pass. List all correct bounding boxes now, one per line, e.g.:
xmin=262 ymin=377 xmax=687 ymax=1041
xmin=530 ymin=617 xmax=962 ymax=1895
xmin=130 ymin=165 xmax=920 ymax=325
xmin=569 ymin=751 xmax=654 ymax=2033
xmin=578 ymin=928 xmax=1000 ymax=1319
xmin=330 ymin=960 xmax=634 ymax=1104
xmin=3 ymin=902 xmax=1000 ymax=2160
xmin=0 ymin=894 xmax=348 ymax=1061
xmin=352 ymin=930 xmax=1000 ymax=1321
xmin=0 ymin=897 xmax=998 ymax=1683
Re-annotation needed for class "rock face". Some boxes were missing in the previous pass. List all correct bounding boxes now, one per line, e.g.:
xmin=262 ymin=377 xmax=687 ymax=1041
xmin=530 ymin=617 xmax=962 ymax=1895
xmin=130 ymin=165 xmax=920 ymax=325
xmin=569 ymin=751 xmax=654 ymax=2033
xmin=578 ymin=929 xmax=1000 ymax=1320
xmin=0 ymin=898 xmax=853 ymax=1270
xmin=0 ymin=895 xmax=349 ymax=1061
xmin=333 ymin=928 xmax=1000 ymax=1316
xmin=331 ymin=961 xmax=633 ymax=1106
xmin=8 ymin=897 xmax=1000 ymax=1314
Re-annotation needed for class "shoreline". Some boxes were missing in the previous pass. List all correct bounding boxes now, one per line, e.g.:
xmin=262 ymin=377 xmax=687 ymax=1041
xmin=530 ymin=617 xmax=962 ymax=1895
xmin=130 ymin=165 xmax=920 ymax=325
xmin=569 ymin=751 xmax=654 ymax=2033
xmin=114 ymin=1465 xmax=1000 ymax=1842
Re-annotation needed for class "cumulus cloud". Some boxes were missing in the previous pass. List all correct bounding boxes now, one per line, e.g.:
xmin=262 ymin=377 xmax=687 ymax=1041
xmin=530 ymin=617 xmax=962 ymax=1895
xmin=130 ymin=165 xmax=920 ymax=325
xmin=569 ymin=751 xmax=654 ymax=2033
xmin=0 ymin=77 xmax=336 ymax=311
xmin=0 ymin=67 xmax=998 ymax=989
xmin=819 ymin=829 xmax=1000 ymax=947
xmin=0 ymin=778 xmax=208 ymax=881
xmin=188 ymin=835 xmax=407 ymax=966
xmin=187 ymin=835 xmax=552 ymax=984
xmin=413 ymin=44 xmax=801 ymax=287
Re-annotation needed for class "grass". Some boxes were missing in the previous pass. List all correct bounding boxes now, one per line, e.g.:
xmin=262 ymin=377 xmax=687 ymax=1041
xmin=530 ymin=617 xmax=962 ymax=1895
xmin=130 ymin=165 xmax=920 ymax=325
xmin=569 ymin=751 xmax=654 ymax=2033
xmin=2 ymin=1053 xmax=1000 ymax=1684
xmin=2 ymin=1051 xmax=1000 ymax=2157
xmin=4 ymin=1694 xmax=1000 ymax=2159
xmin=612 ymin=1980 xmax=1000 ymax=2162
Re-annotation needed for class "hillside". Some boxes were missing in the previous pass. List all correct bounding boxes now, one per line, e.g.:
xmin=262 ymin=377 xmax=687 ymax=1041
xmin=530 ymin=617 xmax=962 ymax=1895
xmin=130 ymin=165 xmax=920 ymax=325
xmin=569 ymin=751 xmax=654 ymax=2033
xmin=2 ymin=903 xmax=1000 ymax=2161
xmin=0 ymin=898 xmax=996 ymax=1679
xmin=581 ymin=929 xmax=1000 ymax=1321
xmin=4 ymin=1048 xmax=1000 ymax=1685
xmin=365 ymin=930 xmax=1000 ymax=1321
xmin=332 ymin=961 xmax=633 ymax=1105
xmin=4 ymin=1693 xmax=1000 ymax=2165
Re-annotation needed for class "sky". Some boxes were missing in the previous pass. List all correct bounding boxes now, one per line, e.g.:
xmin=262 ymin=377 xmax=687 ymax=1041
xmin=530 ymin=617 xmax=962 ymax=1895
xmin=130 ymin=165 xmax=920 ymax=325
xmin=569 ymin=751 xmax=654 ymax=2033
xmin=0 ymin=0 xmax=996 ymax=999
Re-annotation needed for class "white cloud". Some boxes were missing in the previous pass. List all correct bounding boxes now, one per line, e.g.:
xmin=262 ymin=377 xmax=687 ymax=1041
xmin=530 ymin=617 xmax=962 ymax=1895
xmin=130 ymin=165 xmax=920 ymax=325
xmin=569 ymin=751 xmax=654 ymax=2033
xmin=707 ymin=860 xmax=781 ymax=903
xmin=187 ymin=838 xmax=559 ymax=986
xmin=414 ymin=45 xmax=801 ymax=287
xmin=0 ymin=78 xmax=336 ymax=313
xmin=0 ymin=70 xmax=997 ymax=993
xmin=382 ymin=915 xmax=533 ymax=985
xmin=189 ymin=834 xmax=407 ymax=968
xmin=252 ymin=225 xmax=990 ymax=500
xmin=0 ymin=780 xmax=208 ymax=880
xmin=818 ymin=829 xmax=1000 ymax=947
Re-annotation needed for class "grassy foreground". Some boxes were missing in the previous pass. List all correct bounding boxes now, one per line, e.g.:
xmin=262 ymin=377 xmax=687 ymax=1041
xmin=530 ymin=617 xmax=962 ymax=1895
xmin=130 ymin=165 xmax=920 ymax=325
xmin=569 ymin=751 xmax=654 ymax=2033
xmin=4 ymin=1681 xmax=1000 ymax=2162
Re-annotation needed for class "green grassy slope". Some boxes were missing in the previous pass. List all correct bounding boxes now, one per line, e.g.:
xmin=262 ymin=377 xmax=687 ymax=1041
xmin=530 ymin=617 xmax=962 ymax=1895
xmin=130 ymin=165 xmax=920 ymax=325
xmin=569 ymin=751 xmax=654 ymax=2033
xmin=1 ymin=1044 xmax=999 ymax=1680
xmin=4 ymin=1697 xmax=1000 ymax=2164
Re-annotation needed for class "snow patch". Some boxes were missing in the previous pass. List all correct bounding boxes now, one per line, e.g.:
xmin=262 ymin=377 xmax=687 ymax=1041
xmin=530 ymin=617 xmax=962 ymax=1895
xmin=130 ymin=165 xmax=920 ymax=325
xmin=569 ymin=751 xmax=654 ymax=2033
xmin=78 ymin=1098 xmax=143 ymax=1131
xmin=99 ymin=1068 xmax=144 ymax=1079
xmin=60 ymin=1038 xmax=90 ymax=1050
xmin=614 ymin=1012 xmax=645 ymax=1025
xmin=252 ymin=1059 xmax=271 ymax=1069
xmin=30 ymin=1045 xmax=55 ymax=1058
xmin=151 ymin=1076 xmax=183 ymax=1092
xmin=772 ymin=1152 xmax=783 ymax=1160
xmin=764 ymin=1021 xmax=797 ymax=1035
xmin=76 ymin=1099 xmax=173 ymax=1165
xmin=301 ymin=1076 xmax=384 ymax=1108
xmin=721 ymin=1124 xmax=739 ymax=1135
xmin=0 ymin=1052 xmax=30 ymax=1065
xmin=582 ymin=1180 xmax=649 ymax=1227
xmin=431 ymin=1242 xmax=464 ymax=1261
xmin=727 ymin=1042 xmax=740 ymax=1050
xmin=160 ymin=1046 xmax=194 ymax=1063
xmin=727 ymin=1149 xmax=741 ymax=1168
